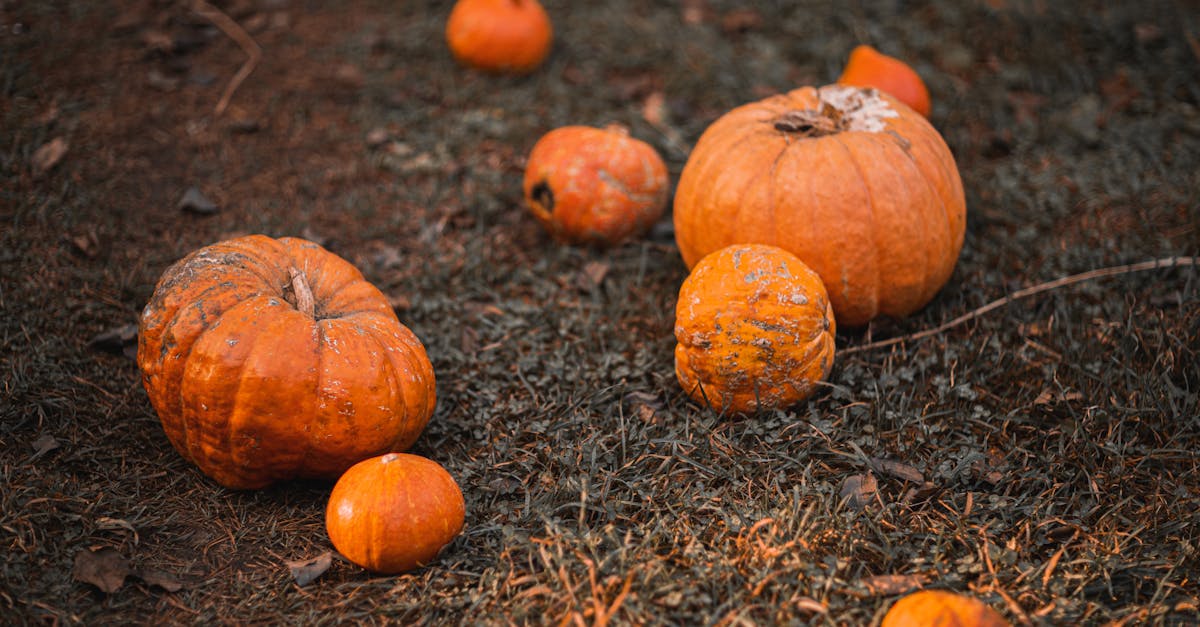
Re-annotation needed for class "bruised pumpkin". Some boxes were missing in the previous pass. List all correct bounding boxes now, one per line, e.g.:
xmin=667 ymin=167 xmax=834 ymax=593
xmin=838 ymin=44 xmax=932 ymax=117
xmin=137 ymin=235 xmax=436 ymax=490
xmin=675 ymin=244 xmax=836 ymax=414
xmin=881 ymin=590 xmax=1010 ymax=627
xmin=446 ymin=0 xmax=553 ymax=74
xmin=524 ymin=124 xmax=669 ymax=247
xmin=673 ymin=84 xmax=966 ymax=327
xmin=326 ymin=453 xmax=465 ymax=574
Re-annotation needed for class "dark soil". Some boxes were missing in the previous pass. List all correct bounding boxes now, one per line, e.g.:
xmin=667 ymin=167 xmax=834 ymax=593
xmin=3 ymin=0 xmax=1199 ymax=624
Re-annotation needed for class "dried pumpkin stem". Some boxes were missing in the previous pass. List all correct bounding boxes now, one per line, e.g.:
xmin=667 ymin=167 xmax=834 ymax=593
xmin=773 ymin=103 xmax=847 ymax=137
xmin=287 ymin=267 xmax=316 ymax=318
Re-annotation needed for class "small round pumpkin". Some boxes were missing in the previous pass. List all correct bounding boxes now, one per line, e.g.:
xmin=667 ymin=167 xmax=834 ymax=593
xmin=137 ymin=235 xmax=437 ymax=490
xmin=881 ymin=590 xmax=1010 ymax=627
xmin=673 ymin=84 xmax=966 ymax=327
xmin=838 ymin=45 xmax=932 ymax=117
xmin=446 ymin=0 xmax=553 ymax=75
xmin=675 ymin=244 xmax=836 ymax=414
xmin=523 ymin=124 xmax=669 ymax=247
xmin=326 ymin=453 xmax=466 ymax=575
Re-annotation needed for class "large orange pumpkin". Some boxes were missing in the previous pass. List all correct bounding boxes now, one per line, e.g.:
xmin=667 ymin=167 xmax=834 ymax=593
xmin=524 ymin=124 xmax=669 ymax=247
xmin=326 ymin=453 xmax=465 ymax=575
xmin=881 ymin=590 xmax=1010 ymax=627
xmin=675 ymin=244 xmax=836 ymax=414
xmin=137 ymin=235 xmax=437 ymax=490
xmin=673 ymin=84 xmax=966 ymax=327
xmin=446 ymin=0 xmax=553 ymax=75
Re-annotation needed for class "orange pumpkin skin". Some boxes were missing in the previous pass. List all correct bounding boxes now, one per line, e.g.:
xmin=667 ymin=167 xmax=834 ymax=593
xmin=673 ymin=85 xmax=966 ymax=327
xmin=446 ymin=0 xmax=553 ymax=74
xmin=524 ymin=124 xmax=669 ymax=247
xmin=137 ymin=235 xmax=437 ymax=490
xmin=325 ymin=453 xmax=465 ymax=575
xmin=838 ymin=45 xmax=932 ymax=117
xmin=881 ymin=590 xmax=1010 ymax=627
xmin=675 ymin=244 xmax=836 ymax=414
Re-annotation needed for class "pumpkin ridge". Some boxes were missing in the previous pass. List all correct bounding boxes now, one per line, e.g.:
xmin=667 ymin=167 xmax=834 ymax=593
xmin=834 ymin=134 xmax=883 ymax=322
xmin=171 ymin=293 xmax=270 ymax=469
xmin=887 ymin=127 xmax=955 ymax=311
xmin=364 ymin=323 xmax=412 ymax=452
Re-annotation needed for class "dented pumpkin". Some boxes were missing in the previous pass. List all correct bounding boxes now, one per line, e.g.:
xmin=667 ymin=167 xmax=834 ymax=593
xmin=674 ymin=244 xmax=836 ymax=414
xmin=523 ymin=124 xmax=669 ymax=247
xmin=137 ymin=235 xmax=437 ymax=490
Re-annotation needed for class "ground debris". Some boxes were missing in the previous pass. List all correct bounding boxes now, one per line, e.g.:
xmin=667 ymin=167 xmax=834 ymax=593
xmin=73 ymin=548 xmax=130 ymax=594
xmin=286 ymin=552 xmax=332 ymax=587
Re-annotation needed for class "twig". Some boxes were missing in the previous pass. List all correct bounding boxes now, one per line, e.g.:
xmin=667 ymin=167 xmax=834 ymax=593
xmin=842 ymin=256 xmax=1199 ymax=355
xmin=192 ymin=0 xmax=262 ymax=116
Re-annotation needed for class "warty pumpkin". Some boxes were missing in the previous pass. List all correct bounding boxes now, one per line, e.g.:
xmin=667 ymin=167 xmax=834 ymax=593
xmin=838 ymin=44 xmax=932 ymax=117
xmin=137 ymin=235 xmax=436 ymax=490
xmin=675 ymin=244 xmax=836 ymax=414
xmin=881 ymin=589 xmax=1010 ymax=627
xmin=446 ymin=0 xmax=553 ymax=75
xmin=673 ymin=84 xmax=966 ymax=327
xmin=326 ymin=453 xmax=465 ymax=574
xmin=524 ymin=124 xmax=669 ymax=247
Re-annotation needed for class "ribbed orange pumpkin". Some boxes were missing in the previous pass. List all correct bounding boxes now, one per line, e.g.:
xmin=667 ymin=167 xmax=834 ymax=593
xmin=673 ymin=84 xmax=966 ymax=327
xmin=675 ymin=244 xmax=836 ymax=414
xmin=881 ymin=590 xmax=1010 ymax=627
xmin=326 ymin=453 xmax=465 ymax=574
xmin=524 ymin=124 xmax=669 ymax=247
xmin=137 ymin=235 xmax=437 ymax=490
xmin=838 ymin=44 xmax=932 ymax=117
xmin=446 ymin=0 xmax=553 ymax=74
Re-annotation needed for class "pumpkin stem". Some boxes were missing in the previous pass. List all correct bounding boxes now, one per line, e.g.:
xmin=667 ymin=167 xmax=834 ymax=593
xmin=773 ymin=103 xmax=848 ymax=137
xmin=287 ymin=267 xmax=316 ymax=318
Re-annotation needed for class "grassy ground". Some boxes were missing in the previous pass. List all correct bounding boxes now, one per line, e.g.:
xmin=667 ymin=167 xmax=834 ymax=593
xmin=2 ymin=0 xmax=1198 ymax=624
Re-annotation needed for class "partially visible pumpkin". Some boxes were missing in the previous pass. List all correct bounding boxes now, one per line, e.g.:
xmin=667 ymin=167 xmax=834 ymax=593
xmin=675 ymin=244 xmax=836 ymax=414
xmin=325 ymin=453 xmax=465 ymax=575
xmin=446 ymin=0 xmax=553 ymax=75
xmin=137 ymin=235 xmax=437 ymax=490
xmin=838 ymin=44 xmax=932 ymax=117
xmin=881 ymin=590 xmax=1010 ymax=627
xmin=524 ymin=124 xmax=669 ymax=247
xmin=673 ymin=84 xmax=966 ymax=327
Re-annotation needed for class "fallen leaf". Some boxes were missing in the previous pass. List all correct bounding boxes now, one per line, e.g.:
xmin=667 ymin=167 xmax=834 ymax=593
xmin=74 ymin=548 xmax=130 ymax=593
xmin=178 ymin=187 xmax=219 ymax=215
xmin=577 ymin=261 xmax=609 ymax=292
xmin=89 ymin=323 xmax=139 ymax=358
xmin=858 ymin=573 xmax=928 ymax=596
xmin=31 ymin=434 xmax=60 ymax=458
xmin=642 ymin=91 xmax=667 ymax=128
xmin=286 ymin=552 xmax=332 ymax=587
xmin=681 ymin=0 xmax=711 ymax=25
xmin=97 ymin=517 xmax=138 ymax=544
xmin=869 ymin=458 xmax=925 ymax=484
xmin=720 ymin=8 xmax=762 ymax=34
xmin=839 ymin=473 xmax=878 ymax=511
xmin=32 ymin=137 xmax=68 ymax=176
xmin=136 ymin=568 xmax=184 ymax=592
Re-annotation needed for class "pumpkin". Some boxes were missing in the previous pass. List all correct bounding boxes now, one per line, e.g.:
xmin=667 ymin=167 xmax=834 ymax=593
xmin=675 ymin=244 xmax=836 ymax=414
xmin=838 ymin=44 xmax=932 ymax=118
xmin=523 ymin=124 xmax=669 ymax=247
xmin=137 ymin=235 xmax=437 ymax=490
xmin=325 ymin=453 xmax=465 ymax=574
xmin=881 ymin=590 xmax=1010 ymax=627
xmin=673 ymin=84 xmax=966 ymax=327
xmin=446 ymin=0 xmax=553 ymax=75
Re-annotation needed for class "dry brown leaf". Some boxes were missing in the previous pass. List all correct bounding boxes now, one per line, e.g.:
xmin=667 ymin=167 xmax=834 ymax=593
xmin=137 ymin=568 xmax=184 ymax=592
xmin=73 ymin=548 xmax=130 ymax=593
xmin=839 ymin=473 xmax=878 ymax=510
xmin=31 ymin=434 xmax=60 ymax=459
xmin=287 ymin=552 xmax=332 ymax=587
xmin=32 ymin=137 xmax=68 ymax=176
xmin=869 ymin=458 xmax=925 ymax=484
xmin=859 ymin=573 xmax=928 ymax=596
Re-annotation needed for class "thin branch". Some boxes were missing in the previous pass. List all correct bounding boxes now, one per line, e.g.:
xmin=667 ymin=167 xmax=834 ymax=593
xmin=192 ymin=0 xmax=262 ymax=116
xmin=842 ymin=256 xmax=1199 ymax=355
